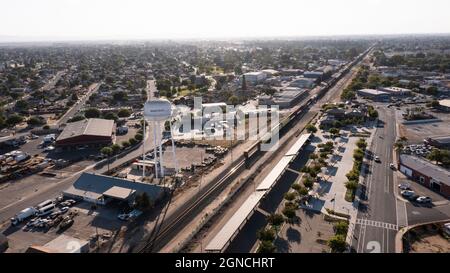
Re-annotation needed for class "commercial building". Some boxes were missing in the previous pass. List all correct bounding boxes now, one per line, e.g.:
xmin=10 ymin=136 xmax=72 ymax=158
xmin=357 ymin=89 xmax=390 ymax=102
xmin=424 ymin=136 xmax=450 ymax=149
xmin=289 ymin=77 xmax=316 ymax=89
xmin=303 ymin=71 xmax=324 ymax=79
xmin=438 ymin=99 xmax=450 ymax=112
xmin=240 ymin=71 xmax=267 ymax=85
xmin=258 ymin=88 xmax=308 ymax=109
xmin=398 ymin=154 xmax=450 ymax=198
xmin=27 ymin=235 xmax=89 ymax=253
xmin=63 ymin=172 xmax=167 ymax=205
xmin=378 ymin=86 xmax=412 ymax=96
xmin=56 ymin=118 xmax=115 ymax=148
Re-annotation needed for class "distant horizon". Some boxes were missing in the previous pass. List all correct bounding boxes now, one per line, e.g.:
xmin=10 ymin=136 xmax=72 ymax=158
xmin=1 ymin=32 xmax=450 ymax=44
xmin=2 ymin=0 xmax=450 ymax=43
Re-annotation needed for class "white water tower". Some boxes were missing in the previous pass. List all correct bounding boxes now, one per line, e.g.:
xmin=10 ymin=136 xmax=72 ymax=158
xmin=143 ymin=98 xmax=178 ymax=178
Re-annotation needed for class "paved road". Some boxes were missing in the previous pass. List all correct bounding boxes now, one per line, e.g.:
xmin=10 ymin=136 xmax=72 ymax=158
xmin=56 ymin=82 xmax=102 ymax=125
xmin=351 ymin=106 xmax=399 ymax=253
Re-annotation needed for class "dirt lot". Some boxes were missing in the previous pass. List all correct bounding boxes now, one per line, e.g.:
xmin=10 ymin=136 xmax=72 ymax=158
xmin=407 ymin=225 xmax=450 ymax=253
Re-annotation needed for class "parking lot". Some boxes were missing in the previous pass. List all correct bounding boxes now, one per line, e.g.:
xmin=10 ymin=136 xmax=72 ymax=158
xmin=397 ymin=173 xmax=448 ymax=207
xmin=2 ymin=197 xmax=129 ymax=253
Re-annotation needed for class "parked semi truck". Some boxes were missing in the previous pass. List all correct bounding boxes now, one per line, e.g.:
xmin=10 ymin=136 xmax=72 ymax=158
xmin=10 ymin=207 xmax=38 ymax=225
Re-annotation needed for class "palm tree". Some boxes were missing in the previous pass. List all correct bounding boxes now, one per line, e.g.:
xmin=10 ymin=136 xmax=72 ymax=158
xmin=394 ymin=141 xmax=404 ymax=151
xmin=100 ymin=147 xmax=113 ymax=172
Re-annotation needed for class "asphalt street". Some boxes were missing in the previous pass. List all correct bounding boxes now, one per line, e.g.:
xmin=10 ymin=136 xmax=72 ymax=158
xmin=351 ymin=106 xmax=398 ymax=253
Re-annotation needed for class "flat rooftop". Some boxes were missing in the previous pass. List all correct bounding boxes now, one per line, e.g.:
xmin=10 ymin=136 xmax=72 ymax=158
xmin=358 ymin=89 xmax=389 ymax=95
xmin=57 ymin=118 xmax=114 ymax=141
xmin=400 ymin=154 xmax=450 ymax=186
xmin=205 ymin=191 xmax=266 ymax=252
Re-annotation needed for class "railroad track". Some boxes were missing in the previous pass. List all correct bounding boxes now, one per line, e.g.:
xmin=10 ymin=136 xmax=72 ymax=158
xmin=138 ymin=158 xmax=246 ymax=252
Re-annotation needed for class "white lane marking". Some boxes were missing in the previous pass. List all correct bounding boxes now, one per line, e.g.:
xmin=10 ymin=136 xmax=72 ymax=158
xmin=356 ymin=218 xmax=399 ymax=230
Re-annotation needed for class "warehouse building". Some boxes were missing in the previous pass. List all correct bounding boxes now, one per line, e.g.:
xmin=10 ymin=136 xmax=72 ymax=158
xmin=258 ymin=88 xmax=308 ymax=109
xmin=56 ymin=118 xmax=115 ymax=148
xmin=424 ymin=136 xmax=450 ymax=149
xmin=357 ymin=89 xmax=390 ymax=102
xmin=398 ymin=154 xmax=450 ymax=198
xmin=378 ymin=86 xmax=412 ymax=96
xmin=289 ymin=77 xmax=316 ymax=89
xmin=63 ymin=172 xmax=167 ymax=205
xmin=240 ymin=71 xmax=267 ymax=85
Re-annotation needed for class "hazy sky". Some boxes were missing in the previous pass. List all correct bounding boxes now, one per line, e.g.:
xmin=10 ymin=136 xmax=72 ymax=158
xmin=1 ymin=0 xmax=449 ymax=40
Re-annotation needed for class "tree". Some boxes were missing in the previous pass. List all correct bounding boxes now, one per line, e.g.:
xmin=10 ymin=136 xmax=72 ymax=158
xmin=71 ymin=93 xmax=78 ymax=101
xmin=113 ymin=91 xmax=127 ymax=101
xmin=129 ymin=138 xmax=138 ymax=145
xmin=303 ymin=176 xmax=314 ymax=189
xmin=426 ymin=86 xmax=438 ymax=96
xmin=334 ymin=221 xmax=349 ymax=236
xmin=329 ymin=127 xmax=340 ymax=135
xmin=15 ymin=100 xmax=28 ymax=110
xmin=306 ymin=124 xmax=318 ymax=133
xmin=118 ymin=108 xmax=131 ymax=118
xmin=85 ymin=108 xmax=101 ymax=118
xmin=356 ymin=139 xmax=367 ymax=150
xmin=427 ymin=149 xmax=445 ymax=165
xmin=430 ymin=100 xmax=440 ymax=108
xmin=27 ymin=116 xmax=45 ymax=126
xmin=345 ymin=181 xmax=358 ymax=191
xmin=257 ymin=228 xmax=275 ymax=241
xmin=103 ymin=112 xmax=118 ymax=121
xmin=267 ymin=214 xmax=284 ymax=227
xmin=121 ymin=140 xmax=130 ymax=148
xmin=258 ymin=240 xmax=276 ymax=253
xmin=101 ymin=147 xmax=113 ymax=171
xmin=328 ymin=234 xmax=347 ymax=252
xmin=309 ymin=153 xmax=319 ymax=161
xmin=284 ymin=192 xmax=297 ymax=202
xmin=291 ymin=183 xmax=302 ymax=191
xmin=6 ymin=114 xmax=24 ymax=127
xmin=228 ymin=95 xmax=239 ymax=105
xmin=282 ymin=205 xmax=296 ymax=222
xmin=394 ymin=141 xmax=404 ymax=151
xmin=68 ymin=115 xmax=85 ymax=123
xmin=241 ymin=75 xmax=247 ymax=90
xmin=111 ymin=144 xmax=121 ymax=154
xmin=134 ymin=133 xmax=143 ymax=142
xmin=135 ymin=192 xmax=152 ymax=210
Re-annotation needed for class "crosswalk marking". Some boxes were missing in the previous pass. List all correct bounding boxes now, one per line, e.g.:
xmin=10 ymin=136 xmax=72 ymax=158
xmin=356 ymin=218 xmax=398 ymax=231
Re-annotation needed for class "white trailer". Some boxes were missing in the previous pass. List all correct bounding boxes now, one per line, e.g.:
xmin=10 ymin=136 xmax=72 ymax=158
xmin=11 ymin=207 xmax=38 ymax=225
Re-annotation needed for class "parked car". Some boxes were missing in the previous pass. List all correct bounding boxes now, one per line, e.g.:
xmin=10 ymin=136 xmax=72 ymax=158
xmin=389 ymin=163 xmax=396 ymax=170
xmin=398 ymin=183 xmax=411 ymax=190
xmin=401 ymin=190 xmax=415 ymax=198
xmin=117 ymin=214 xmax=129 ymax=221
xmin=416 ymin=196 xmax=432 ymax=204
xmin=59 ymin=217 xmax=74 ymax=230
xmin=374 ymin=156 xmax=381 ymax=163
xmin=44 ymin=146 xmax=55 ymax=152
xmin=60 ymin=207 xmax=69 ymax=213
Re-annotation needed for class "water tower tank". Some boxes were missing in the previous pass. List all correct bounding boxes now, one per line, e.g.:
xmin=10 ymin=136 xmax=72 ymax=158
xmin=144 ymin=98 xmax=172 ymax=121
